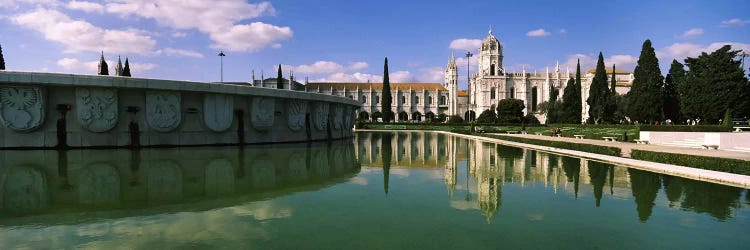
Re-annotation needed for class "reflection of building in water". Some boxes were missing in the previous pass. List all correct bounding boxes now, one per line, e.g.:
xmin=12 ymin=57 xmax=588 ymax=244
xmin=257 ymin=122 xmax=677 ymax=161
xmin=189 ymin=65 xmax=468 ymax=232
xmin=0 ymin=141 xmax=360 ymax=220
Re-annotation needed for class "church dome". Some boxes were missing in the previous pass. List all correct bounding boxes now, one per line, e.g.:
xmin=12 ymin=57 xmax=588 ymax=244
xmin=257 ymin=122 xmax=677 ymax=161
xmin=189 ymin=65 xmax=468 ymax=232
xmin=481 ymin=29 xmax=502 ymax=51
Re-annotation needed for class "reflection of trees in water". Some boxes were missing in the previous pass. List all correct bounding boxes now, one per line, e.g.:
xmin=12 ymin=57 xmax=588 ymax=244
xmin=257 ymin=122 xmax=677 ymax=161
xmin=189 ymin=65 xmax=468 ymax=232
xmin=661 ymin=175 xmax=683 ymax=207
xmin=587 ymin=161 xmax=609 ymax=207
xmin=678 ymin=178 xmax=743 ymax=221
xmin=497 ymin=144 xmax=521 ymax=182
xmin=628 ymin=168 xmax=661 ymax=223
xmin=381 ymin=133 xmax=392 ymax=195
xmin=562 ymin=157 xmax=580 ymax=199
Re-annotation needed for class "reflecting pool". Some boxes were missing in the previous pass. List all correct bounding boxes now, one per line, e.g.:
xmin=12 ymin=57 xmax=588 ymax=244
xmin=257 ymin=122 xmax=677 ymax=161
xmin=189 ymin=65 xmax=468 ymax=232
xmin=1 ymin=132 xmax=748 ymax=249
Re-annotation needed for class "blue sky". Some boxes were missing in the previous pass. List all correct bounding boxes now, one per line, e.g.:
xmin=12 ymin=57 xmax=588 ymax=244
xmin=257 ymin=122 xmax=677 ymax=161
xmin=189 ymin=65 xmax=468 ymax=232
xmin=1 ymin=0 xmax=748 ymax=89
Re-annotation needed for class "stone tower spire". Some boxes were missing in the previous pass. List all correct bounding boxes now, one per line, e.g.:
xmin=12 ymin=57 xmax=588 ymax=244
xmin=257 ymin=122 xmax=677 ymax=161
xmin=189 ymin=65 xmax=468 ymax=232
xmin=97 ymin=51 xmax=109 ymax=75
xmin=445 ymin=52 xmax=459 ymax=115
xmin=115 ymin=56 xmax=123 ymax=76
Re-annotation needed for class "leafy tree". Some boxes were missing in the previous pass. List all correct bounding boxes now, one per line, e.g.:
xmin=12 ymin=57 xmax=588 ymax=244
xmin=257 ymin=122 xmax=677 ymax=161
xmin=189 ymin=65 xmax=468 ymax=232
xmin=604 ymin=64 xmax=618 ymax=123
xmin=663 ymin=60 xmax=684 ymax=122
xmin=681 ymin=45 xmax=749 ymax=123
xmin=612 ymin=94 xmax=628 ymax=123
xmin=561 ymin=77 xmax=579 ymax=123
xmin=98 ymin=52 xmax=109 ymax=75
xmin=587 ymin=52 xmax=611 ymax=124
xmin=627 ymin=39 xmax=664 ymax=123
xmin=436 ymin=113 xmax=447 ymax=123
xmin=476 ymin=109 xmax=497 ymax=124
xmin=276 ymin=64 xmax=283 ymax=89
xmin=0 ymin=43 xmax=5 ymax=70
xmin=122 ymin=58 xmax=131 ymax=77
xmin=542 ymin=85 xmax=564 ymax=124
xmin=496 ymin=99 xmax=525 ymax=123
xmin=524 ymin=113 xmax=540 ymax=124
xmin=382 ymin=57 xmax=393 ymax=122
xmin=447 ymin=115 xmax=464 ymax=124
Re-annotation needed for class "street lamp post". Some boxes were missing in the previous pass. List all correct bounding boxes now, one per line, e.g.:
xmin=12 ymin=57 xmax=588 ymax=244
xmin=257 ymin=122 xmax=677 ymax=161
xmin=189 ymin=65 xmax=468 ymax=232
xmin=218 ymin=51 xmax=226 ymax=83
xmin=465 ymin=51 xmax=473 ymax=122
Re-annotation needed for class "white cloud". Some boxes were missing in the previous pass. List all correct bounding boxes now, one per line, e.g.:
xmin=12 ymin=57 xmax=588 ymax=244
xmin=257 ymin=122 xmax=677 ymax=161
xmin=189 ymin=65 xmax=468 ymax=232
xmin=0 ymin=0 xmax=59 ymax=8
xmin=314 ymin=72 xmax=382 ymax=83
xmin=292 ymin=61 xmax=344 ymax=74
xmin=12 ymin=8 xmax=156 ymax=54
xmin=349 ymin=62 xmax=368 ymax=71
xmin=605 ymin=54 xmax=638 ymax=69
xmin=526 ymin=28 xmax=551 ymax=37
xmin=455 ymin=56 xmax=478 ymax=68
xmin=720 ymin=18 xmax=750 ymax=27
xmin=681 ymin=28 xmax=704 ymax=38
xmin=449 ymin=39 xmax=482 ymax=51
xmin=560 ymin=53 xmax=639 ymax=72
xmin=419 ymin=67 xmax=444 ymax=82
xmin=66 ymin=0 xmax=103 ymax=13
xmin=656 ymin=42 xmax=750 ymax=62
xmin=57 ymin=57 xmax=156 ymax=73
xmin=161 ymin=48 xmax=203 ymax=58
xmin=390 ymin=71 xmax=413 ymax=82
xmin=171 ymin=32 xmax=187 ymax=38
xmin=105 ymin=0 xmax=291 ymax=52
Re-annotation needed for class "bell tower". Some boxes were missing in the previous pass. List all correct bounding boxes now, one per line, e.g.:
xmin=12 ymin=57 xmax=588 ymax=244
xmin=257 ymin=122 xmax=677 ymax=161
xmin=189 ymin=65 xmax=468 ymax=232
xmin=445 ymin=52 xmax=459 ymax=115
xmin=478 ymin=28 xmax=504 ymax=77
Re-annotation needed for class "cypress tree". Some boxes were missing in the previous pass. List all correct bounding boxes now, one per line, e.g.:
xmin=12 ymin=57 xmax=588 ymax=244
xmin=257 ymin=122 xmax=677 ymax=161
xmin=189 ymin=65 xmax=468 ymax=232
xmin=98 ymin=52 xmax=109 ymax=75
xmin=122 ymin=58 xmax=131 ymax=77
xmin=611 ymin=64 xmax=617 ymax=94
xmin=382 ymin=57 xmax=393 ymax=122
xmin=587 ymin=52 xmax=609 ymax=124
xmin=115 ymin=56 xmax=124 ymax=76
xmin=276 ymin=64 xmax=283 ymax=89
xmin=605 ymin=64 xmax=618 ymax=123
xmin=574 ymin=58 xmax=583 ymax=123
xmin=0 ymin=43 xmax=5 ymax=70
xmin=663 ymin=60 xmax=684 ymax=123
xmin=561 ymin=77 xmax=578 ymax=123
xmin=626 ymin=39 xmax=664 ymax=123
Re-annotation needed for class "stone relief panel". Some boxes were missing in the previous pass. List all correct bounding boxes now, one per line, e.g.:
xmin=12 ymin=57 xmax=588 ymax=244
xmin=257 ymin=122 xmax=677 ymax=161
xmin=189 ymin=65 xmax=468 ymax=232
xmin=78 ymin=163 xmax=120 ymax=205
xmin=313 ymin=102 xmax=329 ymax=131
xmin=203 ymin=94 xmax=234 ymax=132
xmin=75 ymin=88 xmax=118 ymax=133
xmin=1 ymin=166 xmax=48 ymax=213
xmin=0 ymin=86 xmax=45 ymax=131
xmin=286 ymin=100 xmax=307 ymax=132
xmin=251 ymin=97 xmax=275 ymax=132
xmin=333 ymin=105 xmax=344 ymax=130
xmin=205 ymin=158 xmax=235 ymax=196
xmin=146 ymin=91 xmax=182 ymax=132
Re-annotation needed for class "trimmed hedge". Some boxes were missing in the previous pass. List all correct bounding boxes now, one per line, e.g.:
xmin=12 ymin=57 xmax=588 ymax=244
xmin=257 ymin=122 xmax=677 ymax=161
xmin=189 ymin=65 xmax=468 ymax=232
xmin=638 ymin=125 xmax=733 ymax=132
xmin=480 ymin=134 xmax=622 ymax=157
xmin=631 ymin=150 xmax=750 ymax=175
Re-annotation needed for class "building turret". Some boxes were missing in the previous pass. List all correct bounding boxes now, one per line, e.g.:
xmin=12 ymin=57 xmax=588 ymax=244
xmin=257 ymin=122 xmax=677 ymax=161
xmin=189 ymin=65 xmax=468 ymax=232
xmin=478 ymin=28 xmax=503 ymax=76
xmin=445 ymin=52 xmax=459 ymax=115
xmin=115 ymin=56 xmax=123 ymax=76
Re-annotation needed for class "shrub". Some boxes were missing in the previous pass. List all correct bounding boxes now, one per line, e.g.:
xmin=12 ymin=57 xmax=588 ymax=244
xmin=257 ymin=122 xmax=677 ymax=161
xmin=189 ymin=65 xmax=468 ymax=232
xmin=496 ymin=99 xmax=525 ymax=123
xmin=476 ymin=109 xmax=497 ymax=124
xmin=525 ymin=114 xmax=540 ymax=125
xmin=482 ymin=134 xmax=621 ymax=156
xmin=448 ymin=115 xmax=464 ymax=124
xmin=436 ymin=113 xmax=447 ymax=123
xmin=631 ymin=150 xmax=750 ymax=175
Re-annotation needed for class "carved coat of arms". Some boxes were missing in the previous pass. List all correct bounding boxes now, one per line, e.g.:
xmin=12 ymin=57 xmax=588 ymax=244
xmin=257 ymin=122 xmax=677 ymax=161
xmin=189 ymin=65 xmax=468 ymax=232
xmin=286 ymin=100 xmax=307 ymax=132
xmin=251 ymin=97 xmax=274 ymax=131
xmin=203 ymin=94 xmax=234 ymax=132
xmin=146 ymin=91 xmax=181 ymax=132
xmin=314 ymin=102 xmax=329 ymax=131
xmin=76 ymin=88 xmax=118 ymax=132
xmin=0 ymin=86 xmax=45 ymax=131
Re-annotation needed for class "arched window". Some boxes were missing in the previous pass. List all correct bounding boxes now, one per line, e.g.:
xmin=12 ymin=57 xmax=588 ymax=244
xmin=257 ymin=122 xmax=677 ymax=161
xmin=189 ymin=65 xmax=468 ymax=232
xmin=509 ymin=87 xmax=515 ymax=99
xmin=440 ymin=96 xmax=447 ymax=105
xmin=401 ymin=96 xmax=406 ymax=104
xmin=362 ymin=95 xmax=367 ymax=103
xmin=490 ymin=64 xmax=496 ymax=75
xmin=531 ymin=86 xmax=538 ymax=112
xmin=415 ymin=96 xmax=420 ymax=104
xmin=375 ymin=95 xmax=380 ymax=104
xmin=428 ymin=96 xmax=433 ymax=105
xmin=490 ymin=87 xmax=496 ymax=99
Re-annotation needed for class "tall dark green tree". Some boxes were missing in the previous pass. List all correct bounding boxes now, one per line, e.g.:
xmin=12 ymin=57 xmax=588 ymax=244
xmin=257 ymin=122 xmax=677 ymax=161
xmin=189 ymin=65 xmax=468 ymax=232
xmin=561 ymin=77 xmax=579 ymax=123
xmin=97 ymin=52 xmax=109 ymax=75
xmin=627 ymin=39 xmax=664 ymax=123
xmin=0 ymin=43 xmax=5 ymax=70
xmin=681 ymin=45 xmax=749 ymax=123
xmin=496 ymin=99 xmax=525 ymax=123
xmin=543 ymin=85 xmax=563 ymax=124
xmin=663 ymin=60 xmax=684 ymax=122
xmin=572 ymin=59 xmax=583 ymax=123
xmin=587 ymin=52 xmax=611 ymax=124
xmin=122 ymin=58 xmax=131 ymax=77
xmin=611 ymin=64 xmax=617 ymax=94
xmin=605 ymin=65 xmax=619 ymax=123
xmin=276 ymin=64 xmax=283 ymax=89
xmin=382 ymin=57 xmax=393 ymax=122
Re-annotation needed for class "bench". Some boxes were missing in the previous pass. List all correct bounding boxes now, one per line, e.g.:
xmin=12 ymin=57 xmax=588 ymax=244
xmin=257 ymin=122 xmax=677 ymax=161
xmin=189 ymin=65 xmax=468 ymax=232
xmin=734 ymin=127 xmax=750 ymax=132
xmin=554 ymin=134 xmax=562 ymax=137
xmin=474 ymin=126 xmax=485 ymax=133
xmin=602 ymin=136 xmax=617 ymax=142
xmin=634 ymin=139 xmax=649 ymax=144
xmin=573 ymin=134 xmax=585 ymax=139
xmin=535 ymin=132 xmax=544 ymax=136
xmin=521 ymin=131 xmax=528 ymax=134
xmin=702 ymin=144 xmax=719 ymax=150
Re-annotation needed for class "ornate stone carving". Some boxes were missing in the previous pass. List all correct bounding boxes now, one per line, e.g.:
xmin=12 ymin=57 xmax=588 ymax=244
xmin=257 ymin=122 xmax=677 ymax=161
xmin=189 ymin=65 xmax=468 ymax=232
xmin=251 ymin=97 xmax=274 ymax=131
xmin=78 ymin=163 xmax=120 ymax=205
xmin=313 ymin=102 xmax=329 ymax=131
xmin=75 ymin=88 xmax=118 ymax=132
xmin=0 ymin=86 xmax=45 ymax=131
xmin=333 ymin=105 xmax=344 ymax=130
xmin=146 ymin=91 xmax=181 ymax=132
xmin=203 ymin=94 xmax=234 ymax=132
xmin=286 ymin=100 xmax=307 ymax=132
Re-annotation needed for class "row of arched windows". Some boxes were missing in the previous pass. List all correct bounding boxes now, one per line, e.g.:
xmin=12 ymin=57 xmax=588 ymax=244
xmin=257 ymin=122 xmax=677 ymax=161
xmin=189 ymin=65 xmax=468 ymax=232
xmin=360 ymin=94 xmax=448 ymax=105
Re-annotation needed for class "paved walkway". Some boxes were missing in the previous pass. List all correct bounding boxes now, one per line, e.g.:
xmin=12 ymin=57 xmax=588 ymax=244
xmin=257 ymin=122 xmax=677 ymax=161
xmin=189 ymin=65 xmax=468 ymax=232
xmin=491 ymin=133 xmax=750 ymax=161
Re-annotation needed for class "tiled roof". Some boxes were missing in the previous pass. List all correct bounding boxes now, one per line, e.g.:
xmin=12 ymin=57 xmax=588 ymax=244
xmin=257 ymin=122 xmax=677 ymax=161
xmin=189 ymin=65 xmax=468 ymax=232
xmin=306 ymin=82 xmax=447 ymax=91
xmin=616 ymin=81 xmax=632 ymax=87
xmin=457 ymin=90 xmax=468 ymax=97
xmin=586 ymin=68 xmax=632 ymax=74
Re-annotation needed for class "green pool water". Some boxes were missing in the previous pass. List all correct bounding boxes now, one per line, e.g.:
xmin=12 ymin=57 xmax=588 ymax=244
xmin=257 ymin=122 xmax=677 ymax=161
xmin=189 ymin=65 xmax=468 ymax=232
xmin=1 ymin=131 xmax=748 ymax=249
